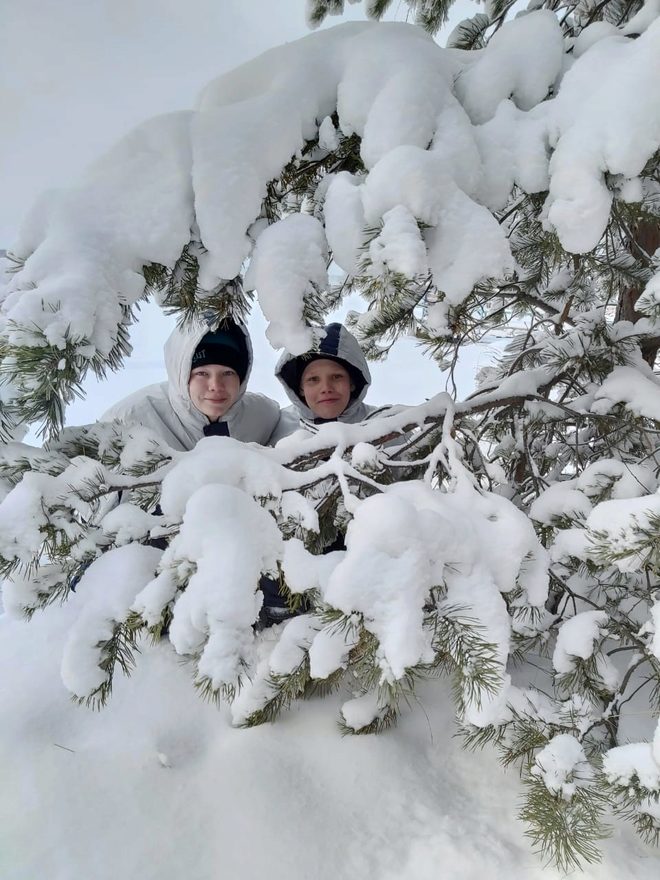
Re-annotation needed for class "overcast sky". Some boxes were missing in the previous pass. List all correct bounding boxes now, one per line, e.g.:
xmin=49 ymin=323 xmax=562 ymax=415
xmin=1 ymin=0 xmax=482 ymax=434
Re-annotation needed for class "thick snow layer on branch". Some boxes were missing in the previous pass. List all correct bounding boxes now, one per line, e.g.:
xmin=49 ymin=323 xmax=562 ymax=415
xmin=545 ymin=21 xmax=660 ymax=252
xmin=552 ymin=611 xmax=608 ymax=675
xmin=650 ymin=602 xmax=660 ymax=662
xmin=3 ymin=113 xmax=193 ymax=355
xmin=101 ymin=503 xmax=158 ymax=545
xmin=308 ymin=621 xmax=360 ymax=680
xmin=622 ymin=0 xmax=660 ymax=35
xmin=603 ymin=742 xmax=660 ymax=791
xmin=532 ymin=734 xmax=594 ymax=799
xmin=367 ymin=205 xmax=429 ymax=279
xmin=60 ymin=544 xmax=162 ymax=698
xmin=340 ymin=691 xmax=383 ymax=730
xmin=587 ymin=491 xmax=660 ymax=572
xmin=549 ymin=528 xmax=592 ymax=564
xmin=166 ymin=484 xmax=281 ymax=689
xmin=4 ymin=15 xmax=659 ymax=428
xmin=2 ymin=564 xmax=66 ymax=618
xmin=319 ymin=480 xmax=546 ymax=719
xmin=159 ymin=436 xmax=288 ymax=519
xmin=0 ymin=471 xmax=57 ymax=563
xmin=454 ymin=10 xmax=564 ymax=124
xmin=282 ymin=538 xmax=342 ymax=595
xmin=636 ymin=270 xmax=660 ymax=316
xmin=576 ymin=459 xmax=659 ymax=500
xmin=323 ymin=171 xmax=365 ymax=274
xmin=245 ymin=212 xmax=327 ymax=353
xmin=529 ymin=481 xmax=593 ymax=524
xmin=323 ymin=490 xmax=437 ymax=679
xmin=592 ymin=365 xmax=660 ymax=422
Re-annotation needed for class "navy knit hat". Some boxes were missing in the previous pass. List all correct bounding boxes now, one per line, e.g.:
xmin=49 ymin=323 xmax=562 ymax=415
xmin=191 ymin=326 xmax=249 ymax=382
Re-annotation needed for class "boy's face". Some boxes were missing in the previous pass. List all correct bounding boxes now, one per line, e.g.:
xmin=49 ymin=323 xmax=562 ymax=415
xmin=300 ymin=358 xmax=353 ymax=420
xmin=189 ymin=364 xmax=241 ymax=420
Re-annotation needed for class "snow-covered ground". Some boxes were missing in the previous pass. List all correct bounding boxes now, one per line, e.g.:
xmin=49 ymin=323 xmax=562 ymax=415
xmin=1 ymin=602 xmax=657 ymax=880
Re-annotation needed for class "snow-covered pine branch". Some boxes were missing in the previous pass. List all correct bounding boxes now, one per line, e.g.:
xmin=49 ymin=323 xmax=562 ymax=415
xmin=2 ymin=10 xmax=659 ymax=435
xmin=1 ymin=1 xmax=660 ymax=870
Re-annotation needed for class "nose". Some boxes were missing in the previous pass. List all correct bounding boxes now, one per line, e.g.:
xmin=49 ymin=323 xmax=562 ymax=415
xmin=208 ymin=373 xmax=225 ymax=390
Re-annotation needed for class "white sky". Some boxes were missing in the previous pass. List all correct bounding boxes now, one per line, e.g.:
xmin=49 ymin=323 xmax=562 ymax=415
xmin=1 ymin=0 xmax=483 ymax=435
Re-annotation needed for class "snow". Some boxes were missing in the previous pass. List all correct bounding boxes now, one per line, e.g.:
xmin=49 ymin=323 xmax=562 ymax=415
xmin=552 ymin=610 xmax=608 ymax=675
xmin=532 ymin=734 xmax=594 ymax=799
xmin=3 ymin=112 xmax=193 ymax=357
xmin=549 ymin=528 xmax=592 ymax=564
xmin=4 ymin=598 xmax=656 ymax=880
xmin=603 ymin=742 xmax=660 ymax=791
xmin=622 ymin=0 xmax=660 ymax=35
xmin=587 ymin=491 xmax=660 ymax=571
xmin=0 ymin=471 xmax=56 ymax=563
xmin=454 ymin=10 xmax=564 ymax=124
xmin=529 ymin=480 xmax=593 ymax=524
xmin=158 ymin=436 xmax=288 ymax=519
xmin=637 ymin=270 xmax=660 ymax=316
xmin=165 ymin=484 xmax=281 ymax=689
xmin=341 ymin=690 xmax=382 ymax=729
xmin=323 ymin=171 xmax=366 ymax=274
xmin=2 ymin=11 xmax=660 ymax=879
xmin=309 ymin=619 xmax=360 ymax=679
xmin=323 ymin=491 xmax=438 ymax=679
xmin=100 ymin=502 xmax=158 ymax=545
xmin=592 ymin=365 xmax=660 ymax=421
xmin=3 ymin=16 xmax=660 ymax=412
xmin=367 ymin=205 xmax=429 ymax=278
xmin=544 ymin=22 xmax=660 ymax=253
xmin=650 ymin=602 xmax=660 ymax=662
xmin=60 ymin=544 xmax=162 ymax=698
xmin=576 ymin=458 xmax=659 ymax=500
xmin=572 ymin=22 xmax=620 ymax=58
xmin=245 ymin=212 xmax=328 ymax=354
xmin=282 ymin=537 xmax=343 ymax=594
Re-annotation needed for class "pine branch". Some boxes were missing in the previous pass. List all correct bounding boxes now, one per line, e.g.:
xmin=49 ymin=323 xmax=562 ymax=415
xmin=520 ymin=775 xmax=611 ymax=872
xmin=74 ymin=621 xmax=142 ymax=710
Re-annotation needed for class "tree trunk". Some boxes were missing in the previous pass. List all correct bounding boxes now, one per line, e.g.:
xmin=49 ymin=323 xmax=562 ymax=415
xmin=616 ymin=218 xmax=660 ymax=366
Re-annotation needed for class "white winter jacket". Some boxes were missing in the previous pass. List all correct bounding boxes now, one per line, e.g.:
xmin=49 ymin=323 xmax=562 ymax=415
xmin=103 ymin=317 xmax=280 ymax=450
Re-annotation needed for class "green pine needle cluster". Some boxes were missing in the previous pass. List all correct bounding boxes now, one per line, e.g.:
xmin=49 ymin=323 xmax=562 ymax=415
xmin=520 ymin=775 xmax=612 ymax=873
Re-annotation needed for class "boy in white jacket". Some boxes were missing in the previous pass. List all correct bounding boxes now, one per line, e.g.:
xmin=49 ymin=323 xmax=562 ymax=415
xmin=104 ymin=316 xmax=280 ymax=449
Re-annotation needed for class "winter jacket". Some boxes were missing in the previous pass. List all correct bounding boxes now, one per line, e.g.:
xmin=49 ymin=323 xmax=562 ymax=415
xmin=269 ymin=322 xmax=381 ymax=444
xmin=103 ymin=317 xmax=280 ymax=450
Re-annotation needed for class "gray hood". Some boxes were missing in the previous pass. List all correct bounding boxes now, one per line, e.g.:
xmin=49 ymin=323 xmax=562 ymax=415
xmin=275 ymin=323 xmax=372 ymax=425
xmin=164 ymin=314 xmax=252 ymax=433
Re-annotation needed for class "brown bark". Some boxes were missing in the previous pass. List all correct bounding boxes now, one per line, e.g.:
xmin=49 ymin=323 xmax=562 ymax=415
xmin=615 ymin=218 xmax=660 ymax=366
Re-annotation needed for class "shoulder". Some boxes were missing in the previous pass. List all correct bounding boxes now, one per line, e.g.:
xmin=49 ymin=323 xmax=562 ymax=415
xmin=242 ymin=392 xmax=280 ymax=411
xmin=268 ymin=405 xmax=303 ymax=445
xmin=228 ymin=392 xmax=282 ymax=444
xmin=240 ymin=392 xmax=280 ymax=424
xmin=101 ymin=382 xmax=169 ymax=423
